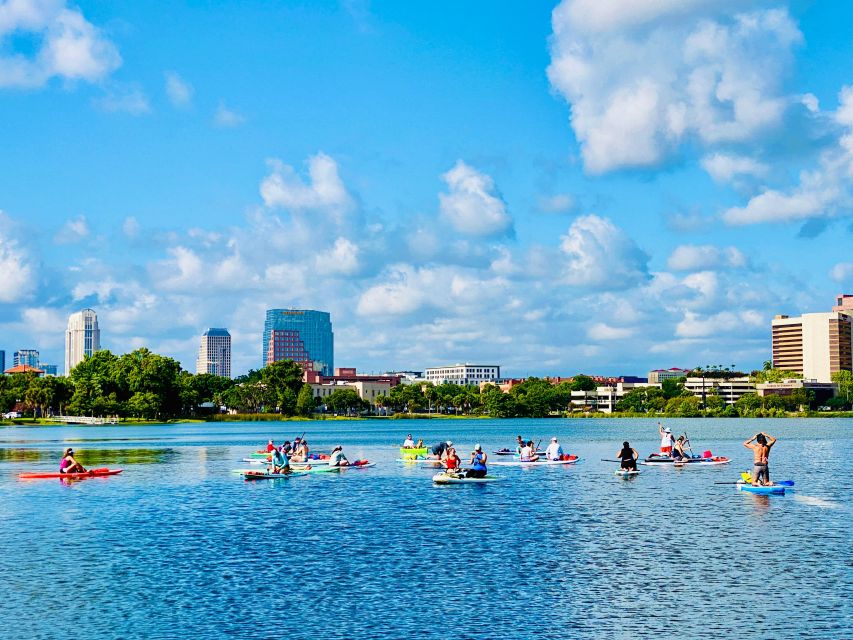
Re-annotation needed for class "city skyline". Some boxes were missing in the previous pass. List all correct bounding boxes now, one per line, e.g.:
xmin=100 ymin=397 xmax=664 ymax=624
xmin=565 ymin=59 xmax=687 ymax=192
xmin=2 ymin=2 xmax=853 ymax=377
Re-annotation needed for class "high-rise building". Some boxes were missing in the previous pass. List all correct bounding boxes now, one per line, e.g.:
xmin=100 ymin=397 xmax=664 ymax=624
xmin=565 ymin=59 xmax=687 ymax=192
xmin=263 ymin=309 xmax=333 ymax=375
xmin=0 ymin=350 xmax=5 ymax=374
xmin=196 ymin=328 xmax=232 ymax=377
xmin=14 ymin=349 xmax=39 ymax=368
xmin=65 ymin=309 xmax=100 ymax=375
xmin=41 ymin=364 xmax=58 ymax=376
xmin=771 ymin=295 xmax=853 ymax=382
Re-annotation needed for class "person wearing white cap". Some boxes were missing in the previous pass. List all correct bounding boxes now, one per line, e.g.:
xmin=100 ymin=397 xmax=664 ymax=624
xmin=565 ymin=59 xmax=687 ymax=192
xmin=431 ymin=440 xmax=453 ymax=458
xmin=545 ymin=437 xmax=564 ymax=461
xmin=659 ymin=422 xmax=675 ymax=456
xmin=466 ymin=444 xmax=488 ymax=478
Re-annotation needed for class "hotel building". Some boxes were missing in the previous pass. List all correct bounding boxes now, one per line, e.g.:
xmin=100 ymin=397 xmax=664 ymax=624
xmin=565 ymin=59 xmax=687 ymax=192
xmin=65 ymin=309 xmax=100 ymax=375
xmin=196 ymin=328 xmax=232 ymax=378
xmin=263 ymin=309 xmax=334 ymax=375
xmin=425 ymin=364 xmax=500 ymax=386
xmin=771 ymin=295 xmax=853 ymax=383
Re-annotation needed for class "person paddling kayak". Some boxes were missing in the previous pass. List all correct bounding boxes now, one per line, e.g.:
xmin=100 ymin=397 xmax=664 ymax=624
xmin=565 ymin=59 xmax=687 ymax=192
xmin=466 ymin=444 xmax=488 ymax=478
xmin=329 ymin=445 xmax=350 ymax=467
xmin=743 ymin=432 xmax=777 ymax=485
xmin=269 ymin=445 xmax=291 ymax=474
xmin=617 ymin=442 xmax=639 ymax=472
xmin=59 ymin=448 xmax=87 ymax=474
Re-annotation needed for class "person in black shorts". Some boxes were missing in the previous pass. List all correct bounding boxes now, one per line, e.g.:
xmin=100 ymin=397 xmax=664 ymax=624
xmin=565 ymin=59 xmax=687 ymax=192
xmin=617 ymin=441 xmax=639 ymax=471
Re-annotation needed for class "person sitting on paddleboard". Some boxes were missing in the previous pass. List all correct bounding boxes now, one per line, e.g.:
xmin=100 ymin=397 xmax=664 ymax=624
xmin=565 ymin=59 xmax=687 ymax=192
xmin=545 ymin=437 xmax=563 ymax=461
xmin=402 ymin=434 xmax=416 ymax=449
xmin=466 ymin=444 xmax=487 ymax=478
xmin=281 ymin=440 xmax=293 ymax=456
xmin=515 ymin=435 xmax=525 ymax=455
xmin=59 ymin=448 xmax=87 ymax=474
xmin=291 ymin=439 xmax=309 ymax=463
xmin=329 ymin=445 xmax=350 ymax=467
xmin=519 ymin=440 xmax=539 ymax=462
xmin=266 ymin=439 xmax=275 ymax=453
xmin=444 ymin=446 xmax=461 ymax=471
xmin=743 ymin=432 xmax=776 ymax=486
xmin=270 ymin=445 xmax=290 ymax=474
xmin=617 ymin=442 xmax=639 ymax=471
xmin=658 ymin=424 xmax=674 ymax=456
xmin=672 ymin=436 xmax=691 ymax=461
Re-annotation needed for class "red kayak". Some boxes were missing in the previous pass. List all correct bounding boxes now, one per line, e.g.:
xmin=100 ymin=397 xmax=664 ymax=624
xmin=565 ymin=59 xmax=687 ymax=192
xmin=18 ymin=467 xmax=123 ymax=479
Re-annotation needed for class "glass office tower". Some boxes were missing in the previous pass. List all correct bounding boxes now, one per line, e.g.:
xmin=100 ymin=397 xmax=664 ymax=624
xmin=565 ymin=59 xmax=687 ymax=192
xmin=263 ymin=309 xmax=333 ymax=375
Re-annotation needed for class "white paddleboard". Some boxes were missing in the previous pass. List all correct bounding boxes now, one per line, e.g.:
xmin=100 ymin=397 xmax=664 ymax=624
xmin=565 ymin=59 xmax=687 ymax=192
xmin=432 ymin=473 xmax=502 ymax=484
xmin=615 ymin=469 xmax=641 ymax=477
xmin=491 ymin=457 xmax=579 ymax=467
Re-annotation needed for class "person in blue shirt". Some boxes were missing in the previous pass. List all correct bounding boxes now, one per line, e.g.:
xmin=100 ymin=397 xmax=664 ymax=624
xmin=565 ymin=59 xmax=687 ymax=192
xmin=269 ymin=446 xmax=290 ymax=474
xmin=466 ymin=444 xmax=488 ymax=478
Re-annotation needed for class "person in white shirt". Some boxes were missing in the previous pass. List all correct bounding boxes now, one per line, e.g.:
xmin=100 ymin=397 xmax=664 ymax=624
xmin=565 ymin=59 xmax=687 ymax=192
xmin=328 ymin=445 xmax=349 ymax=467
xmin=402 ymin=434 xmax=416 ymax=448
xmin=658 ymin=423 xmax=674 ymax=456
xmin=519 ymin=440 xmax=539 ymax=462
xmin=545 ymin=437 xmax=563 ymax=461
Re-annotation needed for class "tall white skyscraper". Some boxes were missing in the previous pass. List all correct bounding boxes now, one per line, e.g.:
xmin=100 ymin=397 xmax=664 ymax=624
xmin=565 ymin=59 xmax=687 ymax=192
xmin=196 ymin=328 xmax=231 ymax=377
xmin=65 ymin=309 xmax=100 ymax=375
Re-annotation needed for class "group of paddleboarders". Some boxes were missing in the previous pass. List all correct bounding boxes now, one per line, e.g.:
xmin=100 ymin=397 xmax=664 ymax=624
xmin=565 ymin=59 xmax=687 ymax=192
xmin=406 ymin=436 xmax=488 ymax=478
xmin=264 ymin=437 xmax=353 ymax=474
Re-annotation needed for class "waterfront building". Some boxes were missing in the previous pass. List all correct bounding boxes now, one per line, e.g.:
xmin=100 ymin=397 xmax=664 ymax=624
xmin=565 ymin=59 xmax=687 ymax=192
xmin=648 ymin=368 xmax=691 ymax=384
xmin=425 ymin=364 xmax=500 ymax=386
xmin=683 ymin=377 xmax=756 ymax=406
xmin=14 ymin=350 xmax=39 ymax=369
xmin=263 ymin=309 xmax=334 ymax=375
xmin=771 ymin=297 xmax=852 ymax=382
xmin=196 ymin=328 xmax=232 ymax=378
xmin=755 ymin=379 xmax=836 ymax=406
xmin=65 ymin=309 xmax=100 ymax=375
xmin=310 ymin=379 xmax=392 ymax=408
xmin=41 ymin=364 xmax=58 ymax=376
xmin=570 ymin=382 xmax=660 ymax=413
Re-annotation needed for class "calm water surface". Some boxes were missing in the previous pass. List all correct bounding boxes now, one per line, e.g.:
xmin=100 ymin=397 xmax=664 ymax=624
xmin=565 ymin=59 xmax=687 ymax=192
xmin=0 ymin=418 xmax=850 ymax=639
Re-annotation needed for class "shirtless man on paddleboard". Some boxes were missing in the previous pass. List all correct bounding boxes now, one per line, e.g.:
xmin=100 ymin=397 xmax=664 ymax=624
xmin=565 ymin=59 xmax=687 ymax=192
xmin=743 ymin=432 xmax=777 ymax=486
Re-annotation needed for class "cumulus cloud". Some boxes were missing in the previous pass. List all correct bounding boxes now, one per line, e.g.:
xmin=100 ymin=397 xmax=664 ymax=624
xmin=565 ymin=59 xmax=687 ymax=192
xmin=675 ymin=309 xmax=764 ymax=339
xmin=0 ymin=215 xmax=34 ymax=302
xmin=214 ymin=103 xmax=245 ymax=127
xmin=54 ymin=215 xmax=90 ymax=244
xmin=559 ymin=215 xmax=649 ymax=288
xmin=547 ymin=2 xmax=802 ymax=172
xmin=0 ymin=0 xmax=121 ymax=88
xmin=260 ymin=153 xmax=351 ymax=213
xmin=538 ymin=193 xmax=575 ymax=214
xmin=316 ymin=237 xmax=360 ymax=275
xmin=587 ymin=322 xmax=634 ymax=341
xmin=722 ymin=85 xmax=853 ymax=225
xmin=667 ymin=244 xmax=747 ymax=271
xmin=165 ymin=71 xmax=193 ymax=108
xmin=701 ymin=153 xmax=769 ymax=183
xmin=439 ymin=160 xmax=513 ymax=237
xmin=122 ymin=216 xmax=141 ymax=238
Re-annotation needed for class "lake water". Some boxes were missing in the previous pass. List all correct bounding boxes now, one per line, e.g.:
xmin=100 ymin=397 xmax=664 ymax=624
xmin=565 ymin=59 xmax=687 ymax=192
xmin=0 ymin=418 xmax=850 ymax=639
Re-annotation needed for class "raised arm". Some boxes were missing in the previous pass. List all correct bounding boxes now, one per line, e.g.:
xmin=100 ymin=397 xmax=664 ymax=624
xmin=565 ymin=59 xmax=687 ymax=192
xmin=765 ymin=434 xmax=777 ymax=447
xmin=743 ymin=434 xmax=756 ymax=448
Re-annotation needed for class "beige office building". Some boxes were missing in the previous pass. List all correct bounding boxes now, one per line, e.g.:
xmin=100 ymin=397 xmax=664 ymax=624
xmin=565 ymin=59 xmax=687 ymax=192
xmin=771 ymin=295 xmax=853 ymax=382
xmin=65 ymin=309 xmax=100 ymax=375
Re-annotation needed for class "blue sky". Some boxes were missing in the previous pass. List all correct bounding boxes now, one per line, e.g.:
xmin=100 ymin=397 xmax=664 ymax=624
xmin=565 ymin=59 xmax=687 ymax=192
xmin=1 ymin=0 xmax=852 ymax=377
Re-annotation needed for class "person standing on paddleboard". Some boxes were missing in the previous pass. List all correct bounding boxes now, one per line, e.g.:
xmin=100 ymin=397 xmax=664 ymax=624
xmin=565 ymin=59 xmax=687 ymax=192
xmin=658 ymin=424 xmax=674 ymax=456
xmin=743 ymin=432 xmax=776 ymax=486
xmin=59 ymin=448 xmax=87 ymax=474
xmin=617 ymin=442 xmax=639 ymax=472
xmin=466 ymin=444 xmax=488 ymax=478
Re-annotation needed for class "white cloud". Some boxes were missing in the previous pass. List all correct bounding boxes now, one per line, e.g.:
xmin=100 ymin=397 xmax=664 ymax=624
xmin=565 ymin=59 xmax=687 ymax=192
xmin=54 ymin=215 xmax=89 ymax=244
xmin=260 ymin=153 xmax=351 ymax=213
xmin=675 ymin=309 xmax=764 ymax=339
xmin=316 ymin=237 xmax=360 ymax=275
xmin=0 ymin=215 xmax=34 ymax=302
xmin=165 ymin=71 xmax=193 ymax=108
xmin=559 ymin=214 xmax=649 ymax=288
xmin=93 ymin=84 xmax=151 ymax=115
xmin=438 ymin=160 xmax=513 ymax=237
xmin=587 ymin=322 xmax=634 ymax=340
xmin=722 ymin=85 xmax=853 ymax=225
xmin=667 ymin=244 xmax=747 ymax=271
xmin=0 ymin=0 xmax=121 ymax=88
xmin=214 ymin=103 xmax=245 ymax=127
xmin=122 ymin=216 xmax=141 ymax=238
xmin=547 ymin=3 xmax=801 ymax=172
xmin=357 ymin=264 xmax=430 ymax=317
xmin=830 ymin=262 xmax=853 ymax=283
xmin=701 ymin=153 xmax=768 ymax=183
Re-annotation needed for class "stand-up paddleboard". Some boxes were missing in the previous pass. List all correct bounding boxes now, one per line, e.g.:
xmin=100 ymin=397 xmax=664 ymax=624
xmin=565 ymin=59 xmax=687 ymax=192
xmin=642 ymin=456 xmax=730 ymax=466
xmin=491 ymin=456 xmax=579 ymax=467
xmin=18 ymin=468 xmax=123 ymax=479
xmin=432 ymin=472 xmax=502 ymax=484
xmin=242 ymin=470 xmax=308 ymax=480
xmin=615 ymin=469 xmax=641 ymax=477
xmin=400 ymin=447 xmax=429 ymax=459
xmin=397 ymin=458 xmax=443 ymax=464
xmin=737 ymin=483 xmax=785 ymax=495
